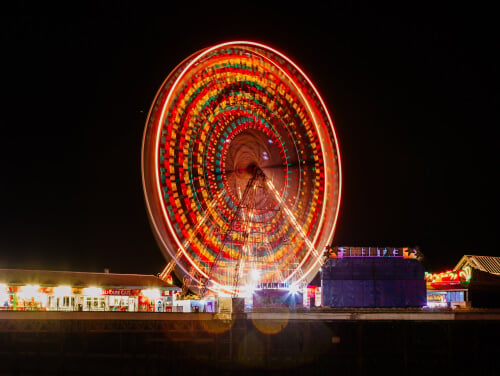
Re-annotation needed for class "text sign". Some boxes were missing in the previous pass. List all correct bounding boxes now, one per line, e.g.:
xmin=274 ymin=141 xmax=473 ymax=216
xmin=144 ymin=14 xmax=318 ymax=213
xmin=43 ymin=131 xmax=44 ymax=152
xmin=329 ymin=246 xmax=418 ymax=259
xmin=101 ymin=289 xmax=140 ymax=296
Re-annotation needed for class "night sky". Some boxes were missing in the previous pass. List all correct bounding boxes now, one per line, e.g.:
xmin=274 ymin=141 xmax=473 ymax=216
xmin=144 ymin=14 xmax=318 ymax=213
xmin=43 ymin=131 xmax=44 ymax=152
xmin=1 ymin=3 xmax=497 ymax=276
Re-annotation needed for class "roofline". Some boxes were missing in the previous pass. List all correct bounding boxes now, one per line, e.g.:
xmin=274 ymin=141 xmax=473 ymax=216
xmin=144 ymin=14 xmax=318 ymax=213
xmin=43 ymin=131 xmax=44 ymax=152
xmin=0 ymin=268 xmax=160 ymax=278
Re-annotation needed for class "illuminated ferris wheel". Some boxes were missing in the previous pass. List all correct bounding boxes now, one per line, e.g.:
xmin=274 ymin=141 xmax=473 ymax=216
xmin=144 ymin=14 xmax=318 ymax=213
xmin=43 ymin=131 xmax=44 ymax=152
xmin=142 ymin=41 xmax=342 ymax=297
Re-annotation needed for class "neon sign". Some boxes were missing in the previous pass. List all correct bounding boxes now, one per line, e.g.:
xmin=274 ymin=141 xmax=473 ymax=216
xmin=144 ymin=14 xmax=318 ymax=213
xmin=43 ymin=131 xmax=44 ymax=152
xmin=425 ymin=268 xmax=471 ymax=289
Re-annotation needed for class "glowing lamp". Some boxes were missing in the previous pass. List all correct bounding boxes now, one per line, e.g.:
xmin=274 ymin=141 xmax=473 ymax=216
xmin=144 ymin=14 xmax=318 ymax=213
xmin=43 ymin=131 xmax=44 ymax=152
xmin=20 ymin=285 xmax=40 ymax=298
xmin=53 ymin=286 xmax=72 ymax=297
xmin=289 ymin=283 xmax=300 ymax=295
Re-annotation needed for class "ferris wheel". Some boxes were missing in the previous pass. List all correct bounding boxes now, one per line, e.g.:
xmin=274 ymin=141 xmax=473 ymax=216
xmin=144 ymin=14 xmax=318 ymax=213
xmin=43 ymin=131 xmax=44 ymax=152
xmin=142 ymin=41 xmax=342 ymax=297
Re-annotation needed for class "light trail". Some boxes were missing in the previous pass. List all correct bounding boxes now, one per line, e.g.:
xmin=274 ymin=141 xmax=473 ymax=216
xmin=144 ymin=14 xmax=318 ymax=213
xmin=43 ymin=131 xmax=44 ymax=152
xmin=265 ymin=178 xmax=322 ymax=285
xmin=159 ymin=189 xmax=226 ymax=280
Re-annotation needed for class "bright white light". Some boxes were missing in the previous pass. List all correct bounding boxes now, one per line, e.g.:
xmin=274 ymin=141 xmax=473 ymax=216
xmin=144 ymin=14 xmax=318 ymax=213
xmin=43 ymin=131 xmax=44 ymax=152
xmin=242 ymin=284 xmax=255 ymax=294
xmin=53 ymin=286 xmax=72 ymax=297
xmin=82 ymin=287 xmax=102 ymax=296
xmin=38 ymin=294 xmax=48 ymax=305
xmin=142 ymin=289 xmax=161 ymax=299
xmin=250 ymin=269 xmax=261 ymax=281
xmin=0 ymin=284 xmax=8 ymax=302
xmin=20 ymin=285 xmax=40 ymax=298
xmin=289 ymin=283 xmax=300 ymax=295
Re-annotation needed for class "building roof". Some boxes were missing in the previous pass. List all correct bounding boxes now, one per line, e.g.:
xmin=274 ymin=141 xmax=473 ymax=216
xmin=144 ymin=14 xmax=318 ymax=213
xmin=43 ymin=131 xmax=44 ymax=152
xmin=455 ymin=255 xmax=500 ymax=276
xmin=0 ymin=268 xmax=180 ymax=289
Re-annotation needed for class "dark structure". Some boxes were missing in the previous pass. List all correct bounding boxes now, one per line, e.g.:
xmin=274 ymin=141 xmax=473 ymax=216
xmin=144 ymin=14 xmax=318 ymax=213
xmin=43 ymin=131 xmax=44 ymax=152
xmin=1 ymin=311 xmax=500 ymax=375
xmin=321 ymin=255 xmax=426 ymax=308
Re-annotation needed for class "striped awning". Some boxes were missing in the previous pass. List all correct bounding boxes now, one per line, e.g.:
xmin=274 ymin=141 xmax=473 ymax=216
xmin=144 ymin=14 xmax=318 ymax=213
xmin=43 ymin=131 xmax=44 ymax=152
xmin=455 ymin=255 xmax=500 ymax=276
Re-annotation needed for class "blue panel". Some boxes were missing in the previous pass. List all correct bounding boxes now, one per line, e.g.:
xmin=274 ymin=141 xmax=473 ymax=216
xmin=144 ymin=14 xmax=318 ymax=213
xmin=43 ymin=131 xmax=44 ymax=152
xmin=321 ymin=258 xmax=427 ymax=308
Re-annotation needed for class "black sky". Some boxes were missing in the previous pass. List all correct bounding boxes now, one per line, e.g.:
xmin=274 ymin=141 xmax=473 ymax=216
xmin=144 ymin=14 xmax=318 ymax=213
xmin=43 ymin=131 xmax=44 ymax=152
xmin=1 ymin=3 xmax=497 ymax=275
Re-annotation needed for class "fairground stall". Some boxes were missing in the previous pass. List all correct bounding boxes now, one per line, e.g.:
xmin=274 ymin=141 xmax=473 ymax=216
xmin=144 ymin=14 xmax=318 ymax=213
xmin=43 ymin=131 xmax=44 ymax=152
xmin=0 ymin=268 xmax=180 ymax=312
xmin=425 ymin=269 xmax=469 ymax=308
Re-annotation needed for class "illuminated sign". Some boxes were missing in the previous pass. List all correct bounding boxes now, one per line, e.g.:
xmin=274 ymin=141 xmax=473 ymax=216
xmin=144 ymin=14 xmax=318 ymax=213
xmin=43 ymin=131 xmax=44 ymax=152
xmin=425 ymin=268 xmax=471 ymax=289
xmin=255 ymin=282 xmax=290 ymax=290
xmin=427 ymin=293 xmax=446 ymax=303
xmin=101 ymin=289 xmax=140 ymax=296
xmin=328 ymin=246 xmax=419 ymax=259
